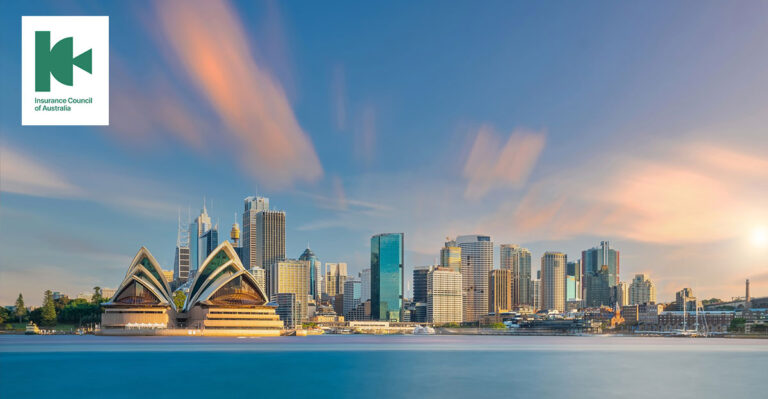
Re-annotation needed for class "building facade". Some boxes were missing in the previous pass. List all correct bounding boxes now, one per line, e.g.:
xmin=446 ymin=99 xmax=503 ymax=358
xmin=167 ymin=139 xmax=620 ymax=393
xmin=324 ymin=262 xmax=348 ymax=297
xmin=413 ymin=266 xmax=432 ymax=304
xmin=457 ymin=235 xmax=493 ymax=322
xmin=427 ymin=267 xmax=462 ymax=324
xmin=541 ymin=252 xmax=566 ymax=312
xmin=629 ymin=274 xmax=656 ymax=305
xmin=343 ymin=280 xmax=362 ymax=317
xmin=371 ymin=233 xmax=404 ymax=321
xmin=268 ymin=259 xmax=310 ymax=323
xmin=299 ymin=247 xmax=322 ymax=301
xmin=360 ymin=268 xmax=371 ymax=302
xmin=255 ymin=210 xmax=285 ymax=270
xmin=242 ymin=196 xmax=269 ymax=269
xmin=440 ymin=239 xmax=462 ymax=273
xmin=583 ymin=241 xmax=620 ymax=307
xmin=489 ymin=269 xmax=513 ymax=314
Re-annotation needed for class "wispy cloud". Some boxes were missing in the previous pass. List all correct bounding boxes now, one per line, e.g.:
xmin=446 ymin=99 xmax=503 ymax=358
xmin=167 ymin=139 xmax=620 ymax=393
xmin=0 ymin=145 xmax=82 ymax=198
xmin=331 ymin=64 xmax=347 ymax=131
xmin=355 ymin=106 xmax=377 ymax=165
xmin=153 ymin=0 xmax=323 ymax=189
xmin=463 ymin=126 xmax=546 ymax=200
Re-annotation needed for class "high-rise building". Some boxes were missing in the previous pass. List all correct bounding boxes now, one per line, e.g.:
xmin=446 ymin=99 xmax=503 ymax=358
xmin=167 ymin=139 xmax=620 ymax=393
xmin=629 ymin=274 xmax=656 ymax=305
xmin=248 ymin=267 xmax=266 ymax=295
xmin=457 ymin=235 xmax=493 ymax=322
xmin=198 ymin=225 xmax=219 ymax=266
xmin=173 ymin=212 xmax=190 ymax=286
xmin=255 ymin=210 xmax=285 ymax=270
xmin=274 ymin=293 xmax=299 ymax=328
xmin=269 ymin=259 xmax=310 ymax=323
xmin=360 ymin=268 xmax=371 ymax=302
xmin=324 ymin=263 xmax=348 ymax=297
xmin=501 ymin=244 xmax=532 ymax=306
xmin=188 ymin=202 xmax=212 ymax=273
xmin=242 ymin=196 xmax=269 ymax=269
xmin=612 ymin=281 xmax=629 ymax=307
xmin=413 ymin=266 xmax=433 ymax=304
xmin=488 ymin=269 xmax=512 ymax=314
xmin=440 ymin=239 xmax=462 ymax=274
xmin=566 ymin=260 xmax=581 ymax=302
xmin=582 ymin=241 xmax=620 ymax=307
xmin=675 ymin=288 xmax=699 ymax=311
xmin=540 ymin=252 xmax=566 ymax=312
xmin=530 ymin=279 xmax=541 ymax=311
xmin=371 ymin=233 xmax=404 ymax=321
xmin=343 ymin=279 xmax=362 ymax=317
xmin=427 ymin=267 xmax=462 ymax=324
xmin=299 ymin=247 xmax=322 ymax=301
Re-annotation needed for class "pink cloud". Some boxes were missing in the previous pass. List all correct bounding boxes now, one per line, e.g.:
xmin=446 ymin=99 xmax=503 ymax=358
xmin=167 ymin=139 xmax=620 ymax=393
xmin=463 ymin=126 xmax=546 ymax=199
xmin=154 ymin=0 xmax=322 ymax=188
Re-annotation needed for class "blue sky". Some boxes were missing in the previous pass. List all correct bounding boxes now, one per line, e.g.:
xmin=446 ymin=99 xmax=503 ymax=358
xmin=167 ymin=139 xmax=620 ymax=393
xmin=2 ymin=1 xmax=768 ymax=305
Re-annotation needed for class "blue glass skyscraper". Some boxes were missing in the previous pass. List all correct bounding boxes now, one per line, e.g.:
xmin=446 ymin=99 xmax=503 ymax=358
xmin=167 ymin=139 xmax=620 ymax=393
xmin=299 ymin=247 xmax=321 ymax=301
xmin=371 ymin=233 xmax=404 ymax=321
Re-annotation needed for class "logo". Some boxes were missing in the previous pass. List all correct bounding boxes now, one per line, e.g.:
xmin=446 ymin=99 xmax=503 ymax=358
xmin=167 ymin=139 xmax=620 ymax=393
xmin=35 ymin=31 xmax=93 ymax=92
xmin=22 ymin=16 xmax=109 ymax=126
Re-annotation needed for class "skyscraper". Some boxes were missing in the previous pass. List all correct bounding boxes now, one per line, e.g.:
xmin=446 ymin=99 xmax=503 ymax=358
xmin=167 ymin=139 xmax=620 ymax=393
xmin=582 ymin=241 xmax=619 ymax=307
xmin=360 ymin=268 xmax=371 ymax=302
xmin=255 ymin=210 xmax=285 ymax=270
xmin=198 ymin=225 xmax=219 ymax=266
xmin=501 ymin=244 xmax=532 ymax=306
xmin=541 ymin=252 xmax=566 ymax=312
xmin=242 ymin=196 xmax=269 ymax=269
xmin=440 ymin=239 xmax=462 ymax=274
xmin=427 ymin=267 xmax=462 ymax=324
xmin=530 ymin=279 xmax=541 ymax=311
xmin=371 ymin=233 xmax=404 ymax=321
xmin=299 ymin=247 xmax=322 ymax=301
xmin=629 ymin=274 xmax=656 ymax=305
xmin=457 ymin=235 xmax=493 ymax=322
xmin=413 ymin=266 xmax=433 ymax=304
xmin=612 ymin=281 xmax=629 ymax=307
xmin=324 ymin=263 xmax=348 ymax=297
xmin=343 ymin=279 xmax=362 ymax=317
xmin=489 ymin=269 xmax=512 ymax=314
xmin=173 ymin=211 xmax=190 ymax=286
xmin=269 ymin=259 xmax=310 ymax=322
xmin=566 ymin=260 xmax=581 ymax=303
xmin=188 ymin=202 xmax=212 ymax=273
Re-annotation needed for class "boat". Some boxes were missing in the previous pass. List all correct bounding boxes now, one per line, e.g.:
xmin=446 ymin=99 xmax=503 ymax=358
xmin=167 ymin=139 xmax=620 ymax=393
xmin=24 ymin=322 xmax=40 ymax=335
xmin=413 ymin=325 xmax=436 ymax=335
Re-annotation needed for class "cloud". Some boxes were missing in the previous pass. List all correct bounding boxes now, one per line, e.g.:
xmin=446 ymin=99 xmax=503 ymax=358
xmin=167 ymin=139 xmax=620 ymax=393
xmin=154 ymin=0 xmax=322 ymax=189
xmin=0 ymin=145 xmax=82 ymax=198
xmin=331 ymin=65 xmax=347 ymax=131
xmin=0 ymin=143 xmax=181 ymax=220
xmin=498 ymin=140 xmax=768 ymax=244
xmin=463 ymin=126 xmax=546 ymax=199
xmin=355 ymin=106 xmax=377 ymax=164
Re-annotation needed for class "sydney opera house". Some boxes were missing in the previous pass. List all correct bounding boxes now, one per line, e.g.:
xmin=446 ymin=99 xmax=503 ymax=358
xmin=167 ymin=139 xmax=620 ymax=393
xmin=100 ymin=241 xmax=283 ymax=336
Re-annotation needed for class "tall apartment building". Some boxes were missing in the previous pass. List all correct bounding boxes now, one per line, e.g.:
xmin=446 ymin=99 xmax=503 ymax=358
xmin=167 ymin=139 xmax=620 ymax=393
xmin=440 ymin=239 xmax=462 ymax=274
xmin=488 ymin=269 xmax=512 ymax=314
xmin=629 ymin=273 xmax=656 ymax=305
xmin=324 ymin=263 xmax=348 ymax=297
xmin=427 ymin=267 xmax=462 ymax=324
xmin=457 ymin=235 xmax=493 ymax=322
xmin=269 ymin=259 xmax=310 ymax=323
xmin=541 ymin=252 xmax=566 ymax=312
xmin=242 ymin=196 xmax=269 ymax=269
xmin=530 ymin=279 xmax=541 ymax=311
xmin=612 ymin=281 xmax=629 ymax=307
xmin=371 ymin=233 xmax=404 ymax=321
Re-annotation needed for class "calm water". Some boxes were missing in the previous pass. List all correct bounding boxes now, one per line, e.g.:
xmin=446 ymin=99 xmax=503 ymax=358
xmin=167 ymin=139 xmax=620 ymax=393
xmin=0 ymin=335 xmax=766 ymax=398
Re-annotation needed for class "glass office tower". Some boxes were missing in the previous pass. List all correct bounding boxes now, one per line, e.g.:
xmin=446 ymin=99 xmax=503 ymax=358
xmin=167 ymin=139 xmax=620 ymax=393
xmin=371 ymin=233 xmax=404 ymax=321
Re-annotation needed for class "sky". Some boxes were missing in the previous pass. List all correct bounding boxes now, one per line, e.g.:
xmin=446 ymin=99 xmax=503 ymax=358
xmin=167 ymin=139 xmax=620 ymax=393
xmin=1 ymin=0 xmax=768 ymax=306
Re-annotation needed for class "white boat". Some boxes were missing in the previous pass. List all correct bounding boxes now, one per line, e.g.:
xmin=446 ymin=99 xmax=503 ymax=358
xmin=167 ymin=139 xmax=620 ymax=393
xmin=413 ymin=325 xmax=436 ymax=335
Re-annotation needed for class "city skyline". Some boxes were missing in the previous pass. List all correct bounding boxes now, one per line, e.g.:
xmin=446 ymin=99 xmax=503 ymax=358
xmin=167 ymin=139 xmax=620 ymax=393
xmin=3 ymin=0 xmax=768 ymax=306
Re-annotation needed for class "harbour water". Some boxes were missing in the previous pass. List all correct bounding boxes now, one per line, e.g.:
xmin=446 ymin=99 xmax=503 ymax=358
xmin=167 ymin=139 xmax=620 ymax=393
xmin=0 ymin=335 xmax=765 ymax=398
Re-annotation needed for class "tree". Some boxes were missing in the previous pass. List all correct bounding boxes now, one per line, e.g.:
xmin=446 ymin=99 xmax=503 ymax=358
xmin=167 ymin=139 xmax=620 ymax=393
xmin=91 ymin=286 xmax=104 ymax=304
xmin=41 ymin=290 xmax=57 ymax=327
xmin=173 ymin=290 xmax=187 ymax=310
xmin=15 ymin=293 xmax=26 ymax=323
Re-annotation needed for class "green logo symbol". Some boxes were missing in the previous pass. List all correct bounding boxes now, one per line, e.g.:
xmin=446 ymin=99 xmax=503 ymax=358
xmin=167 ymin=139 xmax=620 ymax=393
xmin=35 ymin=31 xmax=92 ymax=92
